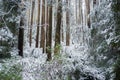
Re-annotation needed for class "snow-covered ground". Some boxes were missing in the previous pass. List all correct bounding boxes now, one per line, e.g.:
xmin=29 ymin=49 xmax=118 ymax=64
xmin=6 ymin=43 xmax=105 ymax=80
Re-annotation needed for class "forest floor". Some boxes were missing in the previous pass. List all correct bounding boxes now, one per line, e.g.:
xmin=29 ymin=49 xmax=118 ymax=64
xmin=16 ymin=44 xmax=105 ymax=80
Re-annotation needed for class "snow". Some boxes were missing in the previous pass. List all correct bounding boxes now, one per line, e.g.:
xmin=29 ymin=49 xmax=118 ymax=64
xmin=0 ymin=0 xmax=115 ymax=80
xmin=16 ymin=0 xmax=109 ymax=79
xmin=0 ymin=27 xmax=13 ymax=40
xmin=62 ymin=43 xmax=106 ymax=80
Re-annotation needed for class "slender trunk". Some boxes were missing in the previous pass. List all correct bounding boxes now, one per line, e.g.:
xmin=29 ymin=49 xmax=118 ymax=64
xmin=80 ymin=0 xmax=83 ymax=24
xmin=29 ymin=1 xmax=35 ymax=47
xmin=85 ymin=0 xmax=90 ymax=28
xmin=28 ymin=8 xmax=31 ymax=40
xmin=54 ymin=0 xmax=62 ymax=54
xmin=79 ymin=0 xmax=81 ymax=24
xmin=61 ymin=21 xmax=64 ymax=42
xmin=40 ymin=0 xmax=45 ymax=53
xmin=44 ymin=0 xmax=47 ymax=53
xmin=66 ymin=0 xmax=70 ymax=46
xmin=75 ymin=0 xmax=77 ymax=23
xmin=36 ymin=0 xmax=40 ymax=47
xmin=46 ymin=6 xmax=52 ymax=61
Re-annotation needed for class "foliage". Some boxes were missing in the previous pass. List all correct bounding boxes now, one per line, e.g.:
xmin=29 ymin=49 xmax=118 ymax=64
xmin=46 ymin=46 xmax=52 ymax=53
xmin=91 ymin=27 xmax=98 ymax=37
xmin=66 ymin=75 xmax=72 ymax=80
xmin=0 ymin=0 xmax=20 ymax=56
xmin=0 ymin=40 xmax=11 ymax=58
xmin=46 ymin=43 xmax=61 ymax=58
xmin=111 ymin=0 xmax=120 ymax=80
xmin=113 ymin=57 xmax=120 ymax=80
xmin=112 ymin=0 xmax=120 ymax=35
xmin=0 ymin=63 xmax=22 ymax=80
xmin=0 ymin=47 xmax=11 ymax=58
xmin=54 ymin=43 xmax=61 ymax=55
xmin=89 ymin=1 xmax=120 ymax=79
xmin=2 ymin=0 xmax=20 ymax=35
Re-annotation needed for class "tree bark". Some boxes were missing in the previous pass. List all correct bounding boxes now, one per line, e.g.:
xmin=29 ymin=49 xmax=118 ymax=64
xmin=54 ymin=0 xmax=62 ymax=54
xmin=36 ymin=0 xmax=41 ymax=48
xmin=29 ymin=1 xmax=35 ymax=47
xmin=18 ymin=17 xmax=24 ymax=57
xmin=40 ymin=0 xmax=45 ymax=53
xmin=46 ymin=5 xmax=52 ymax=61
xmin=85 ymin=0 xmax=90 ymax=28
xmin=66 ymin=0 xmax=70 ymax=46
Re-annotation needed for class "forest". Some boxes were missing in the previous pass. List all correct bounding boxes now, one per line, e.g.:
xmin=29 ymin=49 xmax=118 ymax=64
xmin=0 ymin=0 xmax=120 ymax=80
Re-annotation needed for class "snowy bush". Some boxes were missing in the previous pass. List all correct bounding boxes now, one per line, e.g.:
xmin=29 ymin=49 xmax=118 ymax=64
xmin=0 ymin=61 xmax=22 ymax=80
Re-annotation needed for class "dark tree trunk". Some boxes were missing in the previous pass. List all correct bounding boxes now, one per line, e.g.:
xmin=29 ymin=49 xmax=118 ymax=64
xmin=54 ymin=0 xmax=62 ymax=54
xmin=18 ymin=17 xmax=24 ymax=57
xmin=40 ymin=0 xmax=45 ymax=53
xmin=46 ymin=6 xmax=52 ymax=61
xmin=36 ymin=0 xmax=40 ymax=48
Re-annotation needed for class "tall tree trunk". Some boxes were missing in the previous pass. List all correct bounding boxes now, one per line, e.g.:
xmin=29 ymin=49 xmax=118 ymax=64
xmin=46 ymin=5 xmax=52 ymax=61
xmin=29 ymin=1 xmax=35 ymax=47
xmin=44 ymin=0 xmax=47 ymax=53
xmin=54 ymin=0 xmax=62 ymax=54
xmin=18 ymin=17 xmax=24 ymax=57
xmin=80 ymin=0 xmax=83 ymax=25
xmin=75 ymin=0 xmax=78 ymax=23
xmin=61 ymin=20 xmax=64 ymax=42
xmin=36 ymin=0 xmax=40 ymax=47
xmin=40 ymin=0 xmax=45 ymax=53
xmin=66 ymin=0 xmax=70 ymax=46
xmin=85 ymin=0 xmax=90 ymax=28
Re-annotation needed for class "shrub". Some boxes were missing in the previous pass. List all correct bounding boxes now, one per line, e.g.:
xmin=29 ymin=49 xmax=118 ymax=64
xmin=0 ymin=63 xmax=22 ymax=80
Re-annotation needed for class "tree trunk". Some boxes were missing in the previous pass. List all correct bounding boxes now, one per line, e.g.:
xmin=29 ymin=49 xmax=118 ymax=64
xmin=36 ymin=0 xmax=40 ymax=48
xmin=66 ymin=0 xmax=70 ymax=46
xmin=54 ymin=0 xmax=62 ymax=54
xmin=46 ymin=5 xmax=52 ymax=61
xmin=85 ymin=0 xmax=90 ymax=28
xmin=18 ymin=17 xmax=24 ymax=57
xmin=40 ymin=0 xmax=45 ymax=53
xmin=29 ymin=1 xmax=35 ymax=47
